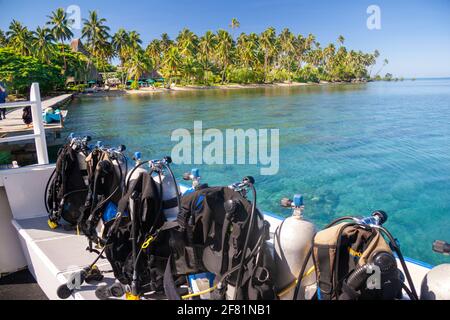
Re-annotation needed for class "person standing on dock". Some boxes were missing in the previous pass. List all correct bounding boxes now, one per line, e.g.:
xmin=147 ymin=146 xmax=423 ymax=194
xmin=0 ymin=82 xmax=7 ymax=120
xmin=22 ymin=106 xmax=32 ymax=128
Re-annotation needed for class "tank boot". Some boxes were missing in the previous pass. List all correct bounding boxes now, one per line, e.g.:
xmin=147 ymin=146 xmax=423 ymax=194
xmin=95 ymin=282 xmax=127 ymax=300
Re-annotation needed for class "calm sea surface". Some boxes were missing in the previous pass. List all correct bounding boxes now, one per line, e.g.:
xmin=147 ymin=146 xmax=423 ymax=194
xmin=64 ymin=79 xmax=450 ymax=265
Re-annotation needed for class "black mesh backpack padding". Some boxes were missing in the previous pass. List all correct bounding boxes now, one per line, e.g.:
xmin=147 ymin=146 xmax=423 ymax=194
xmin=104 ymin=171 xmax=166 ymax=287
xmin=170 ymin=186 xmax=276 ymax=300
xmin=175 ymin=187 xmax=264 ymax=275
xmin=79 ymin=150 xmax=124 ymax=237
xmin=47 ymin=144 xmax=87 ymax=225
xmin=104 ymin=220 xmax=132 ymax=284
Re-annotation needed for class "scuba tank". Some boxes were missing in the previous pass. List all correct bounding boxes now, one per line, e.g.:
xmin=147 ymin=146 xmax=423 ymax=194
xmin=126 ymin=155 xmax=180 ymax=222
xmin=152 ymin=174 xmax=179 ymax=221
xmin=181 ymin=169 xmax=216 ymax=300
xmin=420 ymin=240 xmax=450 ymax=300
xmin=124 ymin=152 xmax=146 ymax=187
xmin=274 ymin=194 xmax=316 ymax=300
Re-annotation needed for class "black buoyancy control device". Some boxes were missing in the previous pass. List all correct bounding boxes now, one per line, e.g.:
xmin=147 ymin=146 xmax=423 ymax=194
xmin=163 ymin=177 xmax=276 ymax=300
xmin=46 ymin=134 xmax=91 ymax=228
xmin=78 ymin=145 xmax=127 ymax=244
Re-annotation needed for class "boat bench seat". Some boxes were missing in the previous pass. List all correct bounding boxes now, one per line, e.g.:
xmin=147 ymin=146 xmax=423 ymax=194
xmin=12 ymin=216 xmax=117 ymax=300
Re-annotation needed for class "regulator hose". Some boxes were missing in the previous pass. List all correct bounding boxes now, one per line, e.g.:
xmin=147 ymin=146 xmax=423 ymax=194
xmin=292 ymin=246 xmax=313 ymax=300
xmin=131 ymin=169 xmax=163 ymax=297
xmin=233 ymin=182 xmax=257 ymax=300
xmin=374 ymin=225 xmax=419 ymax=300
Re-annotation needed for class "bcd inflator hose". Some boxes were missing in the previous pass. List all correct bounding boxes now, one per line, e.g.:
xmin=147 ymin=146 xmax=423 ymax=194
xmin=338 ymin=251 xmax=397 ymax=300
xmin=233 ymin=176 xmax=257 ymax=300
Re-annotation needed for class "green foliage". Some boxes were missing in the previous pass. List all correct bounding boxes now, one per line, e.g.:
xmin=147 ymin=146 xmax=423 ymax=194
xmin=130 ymin=80 xmax=140 ymax=90
xmin=384 ymin=73 xmax=393 ymax=81
xmin=67 ymin=83 xmax=87 ymax=92
xmin=0 ymin=48 xmax=64 ymax=94
xmin=267 ymin=69 xmax=291 ymax=83
xmin=227 ymin=67 xmax=264 ymax=84
xmin=1 ymin=11 xmax=391 ymax=90
xmin=294 ymin=65 xmax=320 ymax=83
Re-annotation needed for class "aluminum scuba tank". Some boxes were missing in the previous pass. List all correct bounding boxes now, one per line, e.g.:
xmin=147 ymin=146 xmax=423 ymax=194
xmin=420 ymin=240 xmax=450 ymax=300
xmin=125 ymin=152 xmax=147 ymax=184
xmin=420 ymin=264 xmax=450 ymax=300
xmin=151 ymin=173 xmax=179 ymax=221
xmin=274 ymin=194 xmax=316 ymax=300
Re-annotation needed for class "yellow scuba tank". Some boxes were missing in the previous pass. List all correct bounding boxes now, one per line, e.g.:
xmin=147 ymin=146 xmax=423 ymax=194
xmin=274 ymin=194 xmax=316 ymax=300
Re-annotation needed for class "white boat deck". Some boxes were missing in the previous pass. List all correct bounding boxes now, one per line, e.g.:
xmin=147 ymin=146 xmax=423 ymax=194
xmin=0 ymin=163 xmax=432 ymax=300
xmin=11 ymin=213 xmax=432 ymax=300
xmin=12 ymin=216 xmax=117 ymax=300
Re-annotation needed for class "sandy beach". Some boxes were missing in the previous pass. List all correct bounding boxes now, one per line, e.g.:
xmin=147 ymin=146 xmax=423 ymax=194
xmin=75 ymin=81 xmax=354 ymax=98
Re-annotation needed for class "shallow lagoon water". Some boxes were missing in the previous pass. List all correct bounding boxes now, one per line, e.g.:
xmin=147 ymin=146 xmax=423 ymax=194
xmin=64 ymin=79 xmax=450 ymax=265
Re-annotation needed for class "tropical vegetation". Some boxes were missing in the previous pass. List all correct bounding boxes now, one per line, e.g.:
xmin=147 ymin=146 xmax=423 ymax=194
xmin=0 ymin=10 xmax=395 ymax=94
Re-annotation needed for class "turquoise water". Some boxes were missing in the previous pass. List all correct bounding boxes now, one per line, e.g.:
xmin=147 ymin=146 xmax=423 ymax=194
xmin=63 ymin=79 xmax=450 ymax=266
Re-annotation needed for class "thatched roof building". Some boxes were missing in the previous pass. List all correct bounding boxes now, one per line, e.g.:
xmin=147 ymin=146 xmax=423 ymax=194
xmin=66 ymin=39 xmax=102 ymax=84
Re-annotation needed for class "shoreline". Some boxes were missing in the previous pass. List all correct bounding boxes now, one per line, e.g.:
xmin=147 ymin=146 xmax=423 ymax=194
xmin=75 ymin=80 xmax=366 ymax=98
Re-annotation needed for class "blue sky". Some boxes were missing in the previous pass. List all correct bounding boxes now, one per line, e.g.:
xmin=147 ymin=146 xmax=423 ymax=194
xmin=1 ymin=0 xmax=449 ymax=78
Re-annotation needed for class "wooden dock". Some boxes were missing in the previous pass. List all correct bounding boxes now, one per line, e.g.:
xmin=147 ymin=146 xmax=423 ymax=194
xmin=0 ymin=94 xmax=72 ymax=135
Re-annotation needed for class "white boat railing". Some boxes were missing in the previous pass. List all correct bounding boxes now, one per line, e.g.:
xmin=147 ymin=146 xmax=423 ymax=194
xmin=0 ymin=83 xmax=49 ymax=165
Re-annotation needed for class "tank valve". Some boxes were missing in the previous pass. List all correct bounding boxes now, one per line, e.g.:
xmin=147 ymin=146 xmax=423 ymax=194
xmin=228 ymin=176 xmax=255 ymax=198
xmin=280 ymin=194 xmax=304 ymax=217
xmin=133 ymin=151 xmax=142 ymax=161
xmin=183 ymin=168 xmax=201 ymax=188
xmin=356 ymin=210 xmax=388 ymax=226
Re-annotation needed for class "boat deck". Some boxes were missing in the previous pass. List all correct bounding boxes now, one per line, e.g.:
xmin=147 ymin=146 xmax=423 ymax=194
xmin=0 ymin=268 xmax=48 ymax=300
xmin=0 ymin=94 xmax=71 ymax=135
xmin=2 ymin=163 xmax=431 ymax=300
xmin=11 ymin=214 xmax=431 ymax=300
xmin=12 ymin=216 xmax=117 ymax=300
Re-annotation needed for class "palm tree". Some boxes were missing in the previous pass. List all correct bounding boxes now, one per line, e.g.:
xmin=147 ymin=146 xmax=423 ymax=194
xmin=6 ymin=20 xmax=33 ymax=56
xmin=163 ymin=46 xmax=182 ymax=87
xmin=279 ymin=28 xmax=295 ymax=81
xmin=337 ymin=35 xmax=345 ymax=46
xmin=81 ymin=10 xmax=111 ymax=59
xmin=259 ymin=27 xmax=277 ymax=82
xmin=368 ymin=49 xmax=380 ymax=77
xmin=112 ymin=29 xmax=130 ymax=64
xmin=160 ymin=33 xmax=173 ymax=53
xmin=237 ymin=33 xmax=257 ymax=68
xmin=0 ymin=29 xmax=7 ymax=47
xmin=177 ymin=28 xmax=198 ymax=58
xmin=181 ymin=57 xmax=201 ymax=84
xmin=215 ymin=29 xmax=233 ymax=84
xmin=375 ymin=58 xmax=389 ymax=77
xmin=146 ymin=39 xmax=162 ymax=71
xmin=323 ymin=43 xmax=336 ymax=78
xmin=230 ymin=18 xmax=240 ymax=39
xmin=125 ymin=50 xmax=152 ymax=89
xmin=31 ymin=27 xmax=55 ymax=63
xmin=230 ymin=18 xmax=240 ymax=30
xmin=112 ymin=29 xmax=131 ymax=84
xmin=128 ymin=31 xmax=142 ymax=52
xmin=97 ymin=42 xmax=114 ymax=72
xmin=47 ymin=8 xmax=73 ymax=71
xmin=198 ymin=31 xmax=216 ymax=81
